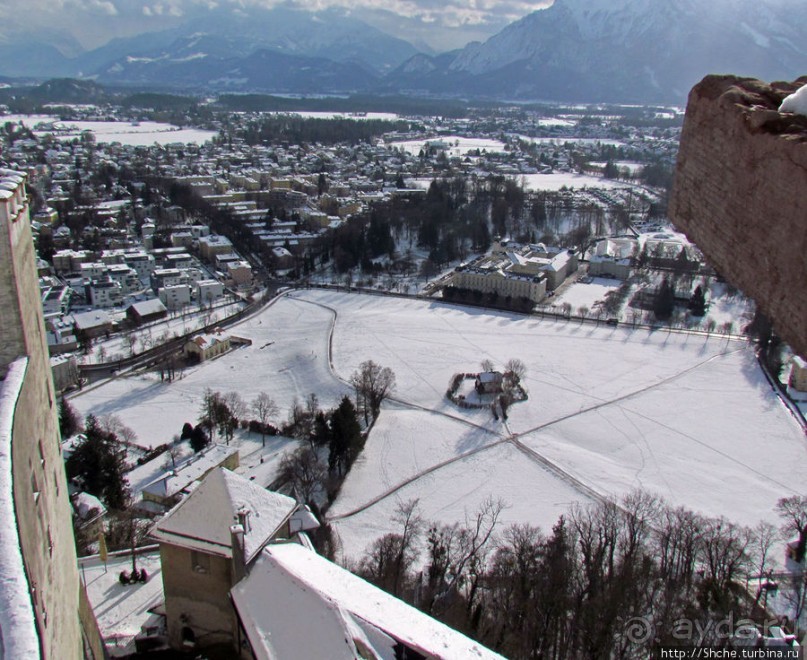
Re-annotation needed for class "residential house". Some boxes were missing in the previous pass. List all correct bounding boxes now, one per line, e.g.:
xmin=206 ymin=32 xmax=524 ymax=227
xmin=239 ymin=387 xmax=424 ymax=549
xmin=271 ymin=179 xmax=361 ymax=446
xmin=126 ymin=298 xmax=168 ymax=325
xmin=184 ymin=332 xmax=232 ymax=362
xmin=140 ymin=445 xmax=239 ymax=512
xmin=149 ymin=469 xmax=301 ymax=651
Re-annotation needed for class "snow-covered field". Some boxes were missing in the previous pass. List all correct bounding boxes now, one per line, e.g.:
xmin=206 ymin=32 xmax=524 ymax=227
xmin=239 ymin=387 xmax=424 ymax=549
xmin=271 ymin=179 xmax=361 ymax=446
xmin=521 ymin=172 xmax=639 ymax=191
xmin=553 ymin=276 xmax=622 ymax=311
xmin=1 ymin=115 xmax=217 ymax=146
xmin=273 ymin=111 xmax=400 ymax=121
xmin=519 ymin=136 xmax=626 ymax=148
xmin=39 ymin=121 xmax=217 ymax=146
xmin=390 ymin=136 xmax=506 ymax=156
xmin=71 ymin=291 xmax=807 ymax=567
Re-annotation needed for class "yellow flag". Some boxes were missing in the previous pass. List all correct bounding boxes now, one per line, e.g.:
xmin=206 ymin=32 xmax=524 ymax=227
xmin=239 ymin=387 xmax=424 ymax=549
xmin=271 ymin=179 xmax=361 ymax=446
xmin=98 ymin=532 xmax=108 ymax=564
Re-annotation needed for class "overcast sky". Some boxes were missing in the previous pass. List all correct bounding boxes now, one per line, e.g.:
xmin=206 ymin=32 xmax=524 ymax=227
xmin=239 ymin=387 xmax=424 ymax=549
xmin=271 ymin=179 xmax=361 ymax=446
xmin=0 ymin=0 xmax=554 ymax=52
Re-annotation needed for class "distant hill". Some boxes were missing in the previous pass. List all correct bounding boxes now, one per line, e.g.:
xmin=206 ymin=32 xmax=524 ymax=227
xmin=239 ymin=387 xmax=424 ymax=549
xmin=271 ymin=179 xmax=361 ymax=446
xmin=391 ymin=0 xmax=807 ymax=103
xmin=1 ymin=0 xmax=805 ymax=103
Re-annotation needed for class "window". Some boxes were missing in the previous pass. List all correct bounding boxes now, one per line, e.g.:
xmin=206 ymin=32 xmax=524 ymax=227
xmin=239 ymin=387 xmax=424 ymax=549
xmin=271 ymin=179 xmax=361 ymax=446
xmin=190 ymin=550 xmax=210 ymax=574
xmin=31 ymin=472 xmax=40 ymax=504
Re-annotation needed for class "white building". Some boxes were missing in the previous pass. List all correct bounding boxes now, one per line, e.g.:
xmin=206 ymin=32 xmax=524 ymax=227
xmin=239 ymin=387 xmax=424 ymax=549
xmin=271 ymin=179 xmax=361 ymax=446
xmin=197 ymin=279 xmax=225 ymax=303
xmin=159 ymin=284 xmax=191 ymax=311
xmin=87 ymin=278 xmax=124 ymax=308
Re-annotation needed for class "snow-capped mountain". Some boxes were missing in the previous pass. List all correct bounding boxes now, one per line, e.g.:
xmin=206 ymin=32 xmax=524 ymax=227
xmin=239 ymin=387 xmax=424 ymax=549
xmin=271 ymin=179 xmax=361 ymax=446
xmin=0 ymin=5 xmax=418 ymax=87
xmin=395 ymin=0 xmax=807 ymax=103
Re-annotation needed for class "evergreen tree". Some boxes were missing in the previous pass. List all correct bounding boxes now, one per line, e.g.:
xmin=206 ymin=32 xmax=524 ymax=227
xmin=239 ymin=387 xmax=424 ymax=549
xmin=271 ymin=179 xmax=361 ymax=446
xmin=654 ymin=277 xmax=675 ymax=320
xmin=58 ymin=398 xmax=80 ymax=438
xmin=189 ymin=424 xmax=210 ymax=453
xmin=689 ymin=285 xmax=707 ymax=316
xmin=66 ymin=414 xmax=129 ymax=510
xmin=328 ymin=396 xmax=362 ymax=476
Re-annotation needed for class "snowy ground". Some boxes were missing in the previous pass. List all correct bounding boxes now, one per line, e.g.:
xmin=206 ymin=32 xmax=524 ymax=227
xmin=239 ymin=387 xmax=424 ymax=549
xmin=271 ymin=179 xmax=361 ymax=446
xmin=553 ymin=276 xmax=623 ymax=311
xmin=390 ymin=136 xmax=506 ymax=156
xmin=78 ymin=299 xmax=247 ymax=364
xmin=37 ymin=120 xmax=217 ymax=146
xmin=80 ymin=549 xmax=163 ymax=657
xmin=1 ymin=115 xmax=217 ymax=146
xmin=520 ymin=172 xmax=641 ymax=192
xmin=69 ymin=294 xmax=352 ymax=449
xmin=71 ymin=291 xmax=806 ymax=569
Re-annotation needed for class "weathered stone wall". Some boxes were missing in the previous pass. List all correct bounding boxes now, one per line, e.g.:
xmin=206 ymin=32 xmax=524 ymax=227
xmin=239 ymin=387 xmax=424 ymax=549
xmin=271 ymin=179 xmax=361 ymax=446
xmin=1 ymin=174 xmax=85 ymax=658
xmin=670 ymin=74 xmax=807 ymax=359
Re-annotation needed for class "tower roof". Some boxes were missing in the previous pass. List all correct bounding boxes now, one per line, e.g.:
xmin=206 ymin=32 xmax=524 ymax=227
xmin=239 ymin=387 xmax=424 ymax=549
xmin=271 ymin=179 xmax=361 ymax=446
xmin=150 ymin=468 xmax=297 ymax=562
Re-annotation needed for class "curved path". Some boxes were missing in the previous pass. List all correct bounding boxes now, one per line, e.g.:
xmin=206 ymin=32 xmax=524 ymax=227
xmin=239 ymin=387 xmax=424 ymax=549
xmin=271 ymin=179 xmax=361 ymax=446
xmin=287 ymin=291 xmax=769 ymax=525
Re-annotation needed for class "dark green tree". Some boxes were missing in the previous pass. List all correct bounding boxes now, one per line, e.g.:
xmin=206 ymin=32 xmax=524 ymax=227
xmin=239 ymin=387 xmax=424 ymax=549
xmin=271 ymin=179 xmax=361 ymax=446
xmin=58 ymin=398 xmax=81 ymax=438
xmin=689 ymin=285 xmax=707 ymax=316
xmin=189 ymin=425 xmax=210 ymax=453
xmin=654 ymin=277 xmax=676 ymax=321
xmin=65 ymin=414 xmax=129 ymax=510
xmin=328 ymin=396 xmax=362 ymax=477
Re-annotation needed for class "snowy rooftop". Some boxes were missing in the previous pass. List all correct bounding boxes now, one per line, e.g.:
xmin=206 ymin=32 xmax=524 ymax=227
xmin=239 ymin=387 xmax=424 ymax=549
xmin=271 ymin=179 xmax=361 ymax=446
xmin=72 ymin=310 xmax=112 ymax=330
xmin=140 ymin=444 xmax=238 ymax=500
xmin=127 ymin=298 xmax=167 ymax=317
xmin=150 ymin=468 xmax=297 ymax=562
xmin=232 ymin=543 xmax=503 ymax=660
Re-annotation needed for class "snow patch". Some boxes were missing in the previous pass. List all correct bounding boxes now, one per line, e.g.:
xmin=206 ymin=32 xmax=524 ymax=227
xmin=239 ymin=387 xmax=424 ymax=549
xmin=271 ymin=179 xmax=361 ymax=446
xmin=780 ymin=85 xmax=807 ymax=116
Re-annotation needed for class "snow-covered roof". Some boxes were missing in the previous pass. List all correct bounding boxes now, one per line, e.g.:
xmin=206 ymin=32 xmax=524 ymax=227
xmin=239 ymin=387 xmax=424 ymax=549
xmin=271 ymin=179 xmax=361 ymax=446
xmin=72 ymin=491 xmax=107 ymax=521
xmin=141 ymin=444 xmax=238 ymax=500
xmin=478 ymin=371 xmax=503 ymax=383
xmin=149 ymin=468 xmax=297 ymax=562
xmin=127 ymin=298 xmax=167 ymax=317
xmin=189 ymin=333 xmax=228 ymax=350
xmin=232 ymin=543 xmax=503 ymax=660
xmin=72 ymin=310 xmax=112 ymax=330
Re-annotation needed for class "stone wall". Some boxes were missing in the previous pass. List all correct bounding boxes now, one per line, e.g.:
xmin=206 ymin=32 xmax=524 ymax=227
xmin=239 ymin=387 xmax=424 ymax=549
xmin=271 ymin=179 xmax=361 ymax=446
xmin=670 ymin=74 xmax=807 ymax=359
xmin=0 ymin=173 xmax=86 ymax=658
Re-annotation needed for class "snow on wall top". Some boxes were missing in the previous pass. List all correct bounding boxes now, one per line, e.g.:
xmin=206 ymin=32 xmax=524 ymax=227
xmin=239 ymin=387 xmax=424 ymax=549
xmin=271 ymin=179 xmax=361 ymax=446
xmin=149 ymin=467 xmax=297 ymax=563
xmin=232 ymin=548 xmax=367 ymax=660
xmin=0 ymin=358 xmax=41 ymax=660
xmin=243 ymin=543 xmax=504 ymax=660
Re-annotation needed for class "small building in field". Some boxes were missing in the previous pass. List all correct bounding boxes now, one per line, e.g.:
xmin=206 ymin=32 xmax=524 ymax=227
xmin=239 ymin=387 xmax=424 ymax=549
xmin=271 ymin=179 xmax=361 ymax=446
xmin=475 ymin=371 xmax=504 ymax=395
xmin=184 ymin=332 xmax=231 ymax=362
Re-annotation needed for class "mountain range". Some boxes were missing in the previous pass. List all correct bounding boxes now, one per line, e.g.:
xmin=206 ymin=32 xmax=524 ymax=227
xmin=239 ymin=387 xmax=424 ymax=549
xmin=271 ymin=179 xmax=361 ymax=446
xmin=1 ymin=0 xmax=805 ymax=103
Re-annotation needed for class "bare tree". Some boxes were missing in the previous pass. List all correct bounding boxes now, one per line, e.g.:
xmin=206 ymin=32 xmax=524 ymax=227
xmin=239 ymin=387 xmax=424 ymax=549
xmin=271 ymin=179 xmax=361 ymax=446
xmin=223 ymin=391 xmax=247 ymax=422
xmin=251 ymin=392 xmax=278 ymax=446
xmin=99 ymin=414 xmax=137 ymax=447
xmin=350 ymin=360 xmax=396 ymax=425
xmin=359 ymin=498 xmax=423 ymax=597
xmin=775 ymin=494 xmax=807 ymax=563
xmin=480 ymin=358 xmax=495 ymax=373
xmin=277 ymin=446 xmax=326 ymax=504
xmin=504 ymin=358 xmax=527 ymax=383
xmin=578 ymin=305 xmax=589 ymax=323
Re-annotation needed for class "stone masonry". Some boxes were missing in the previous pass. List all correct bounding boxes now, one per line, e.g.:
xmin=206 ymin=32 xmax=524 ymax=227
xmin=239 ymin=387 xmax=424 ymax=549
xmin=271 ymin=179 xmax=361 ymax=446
xmin=670 ymin=74 xmax=807 ymax=359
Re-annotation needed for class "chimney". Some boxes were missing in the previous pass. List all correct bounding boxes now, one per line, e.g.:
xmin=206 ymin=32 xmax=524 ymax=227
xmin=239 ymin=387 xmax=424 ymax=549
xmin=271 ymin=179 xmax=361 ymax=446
xmin=230 ymin=524 xmax=247 ymax=584
xmin=236 ymin=507 xmax=251 ymax=533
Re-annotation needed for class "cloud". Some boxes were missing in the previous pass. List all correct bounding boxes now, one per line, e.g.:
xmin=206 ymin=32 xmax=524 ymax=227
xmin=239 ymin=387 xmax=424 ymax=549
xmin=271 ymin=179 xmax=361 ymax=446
xmin=66 ymin=0 xmax=119 ymax=15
